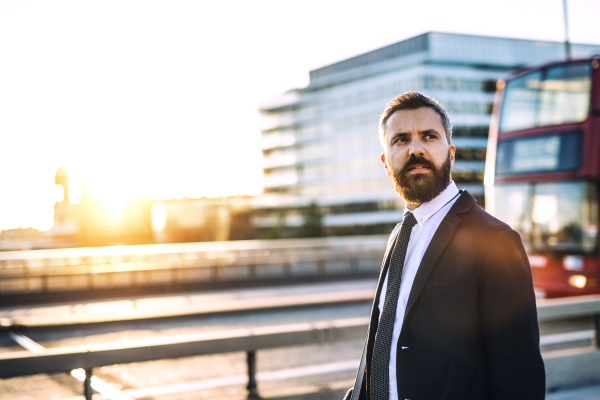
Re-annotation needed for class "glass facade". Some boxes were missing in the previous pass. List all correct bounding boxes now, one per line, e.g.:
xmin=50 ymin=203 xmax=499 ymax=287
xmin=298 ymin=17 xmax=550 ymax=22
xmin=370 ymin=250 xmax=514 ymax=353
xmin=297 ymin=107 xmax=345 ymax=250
xmin=256 ymin=33 xmax=600 ymax=235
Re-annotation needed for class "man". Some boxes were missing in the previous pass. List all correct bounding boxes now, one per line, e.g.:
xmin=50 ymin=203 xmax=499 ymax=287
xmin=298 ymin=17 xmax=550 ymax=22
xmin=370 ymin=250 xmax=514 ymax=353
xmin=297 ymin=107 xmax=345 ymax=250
xmin=344 ymin=92 xmax=545 ymax=400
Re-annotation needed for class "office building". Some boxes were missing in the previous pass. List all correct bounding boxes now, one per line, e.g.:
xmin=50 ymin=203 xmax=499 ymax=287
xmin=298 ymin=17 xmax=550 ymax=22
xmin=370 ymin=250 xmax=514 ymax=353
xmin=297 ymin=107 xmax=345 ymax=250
xmin=255 ymin=32 xmax=600 ymax=236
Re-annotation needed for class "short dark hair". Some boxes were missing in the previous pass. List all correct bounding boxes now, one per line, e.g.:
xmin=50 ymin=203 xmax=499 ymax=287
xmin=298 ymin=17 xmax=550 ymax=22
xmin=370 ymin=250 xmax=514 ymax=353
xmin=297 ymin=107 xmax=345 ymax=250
xmin=379 ymin=92 xmax=452 ymax=146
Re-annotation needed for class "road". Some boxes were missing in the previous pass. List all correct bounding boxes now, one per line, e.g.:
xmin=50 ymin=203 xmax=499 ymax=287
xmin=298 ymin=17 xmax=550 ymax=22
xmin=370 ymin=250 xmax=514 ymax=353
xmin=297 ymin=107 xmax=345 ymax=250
xmin=1 ymin=301 xmax=370 ymax=400
xmin=0 ymin=281 xmax=598 ymax=400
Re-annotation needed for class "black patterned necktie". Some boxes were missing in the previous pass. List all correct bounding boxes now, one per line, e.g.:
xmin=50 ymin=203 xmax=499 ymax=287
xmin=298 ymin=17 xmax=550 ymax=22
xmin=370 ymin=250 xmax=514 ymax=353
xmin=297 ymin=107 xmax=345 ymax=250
xmin=371 ymin=212 xmax=418 ymax=400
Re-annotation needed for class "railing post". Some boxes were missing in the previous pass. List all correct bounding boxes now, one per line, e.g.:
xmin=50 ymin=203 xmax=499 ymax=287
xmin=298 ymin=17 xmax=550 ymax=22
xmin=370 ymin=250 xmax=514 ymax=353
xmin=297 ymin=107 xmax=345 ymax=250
xmin=84 ymin=367 xmax=93 ymax=400
xmin=246 ymin=350 xmax=260 ymax=399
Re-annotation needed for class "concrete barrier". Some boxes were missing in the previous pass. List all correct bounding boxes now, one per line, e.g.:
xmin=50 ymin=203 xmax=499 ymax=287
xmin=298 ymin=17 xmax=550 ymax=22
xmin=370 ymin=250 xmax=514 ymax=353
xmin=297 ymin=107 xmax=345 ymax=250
xmin=0 ymin=236 xmax=388 ymax=296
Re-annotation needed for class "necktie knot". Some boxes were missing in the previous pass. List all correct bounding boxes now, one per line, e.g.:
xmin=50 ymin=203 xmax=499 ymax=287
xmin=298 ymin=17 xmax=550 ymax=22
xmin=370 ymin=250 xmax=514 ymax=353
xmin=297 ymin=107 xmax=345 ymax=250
xmin=402 ymin=212 xmax=417 ymax=230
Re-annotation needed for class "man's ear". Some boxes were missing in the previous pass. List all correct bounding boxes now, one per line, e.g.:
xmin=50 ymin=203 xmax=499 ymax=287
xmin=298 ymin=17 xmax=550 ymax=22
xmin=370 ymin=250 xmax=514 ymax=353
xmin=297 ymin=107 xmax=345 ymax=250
xmin=381 ymin=153 xmax=391 ymax=176
xmin=449 ymin=145 xmax=456 ymax=168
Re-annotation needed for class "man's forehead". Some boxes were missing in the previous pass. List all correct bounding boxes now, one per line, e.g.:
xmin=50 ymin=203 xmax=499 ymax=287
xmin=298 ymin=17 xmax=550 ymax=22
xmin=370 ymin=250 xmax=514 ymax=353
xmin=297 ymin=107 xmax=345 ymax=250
xmin=386 ymin=107 xmax=444 ymax=131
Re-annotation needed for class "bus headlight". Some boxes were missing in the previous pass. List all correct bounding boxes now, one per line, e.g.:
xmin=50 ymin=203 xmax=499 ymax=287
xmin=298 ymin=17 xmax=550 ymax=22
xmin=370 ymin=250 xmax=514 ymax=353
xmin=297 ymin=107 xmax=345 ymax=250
xmin=568 ymin=275 xmax=587 ymax=288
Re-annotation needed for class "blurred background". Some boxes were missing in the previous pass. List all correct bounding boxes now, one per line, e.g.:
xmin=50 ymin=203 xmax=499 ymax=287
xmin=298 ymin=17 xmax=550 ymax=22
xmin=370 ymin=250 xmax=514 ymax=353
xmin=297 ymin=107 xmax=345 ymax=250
xmin=0 ymin=0 xmax=597 ymax=248
xmin=1 ymin=1 xmax=600 ymax=399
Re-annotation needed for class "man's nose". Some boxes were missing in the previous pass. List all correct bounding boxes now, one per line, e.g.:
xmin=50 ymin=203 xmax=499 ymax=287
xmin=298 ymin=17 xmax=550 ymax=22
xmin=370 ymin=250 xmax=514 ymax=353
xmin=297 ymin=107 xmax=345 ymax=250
xmin=408 ymin=139 xmax=425 ymax=156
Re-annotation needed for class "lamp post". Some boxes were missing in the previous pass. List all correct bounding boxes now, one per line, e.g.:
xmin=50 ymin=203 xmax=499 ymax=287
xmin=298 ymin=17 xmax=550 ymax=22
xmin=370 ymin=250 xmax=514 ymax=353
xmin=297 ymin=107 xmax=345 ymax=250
xmin=562 ymin=0 xmax=571 ymax=59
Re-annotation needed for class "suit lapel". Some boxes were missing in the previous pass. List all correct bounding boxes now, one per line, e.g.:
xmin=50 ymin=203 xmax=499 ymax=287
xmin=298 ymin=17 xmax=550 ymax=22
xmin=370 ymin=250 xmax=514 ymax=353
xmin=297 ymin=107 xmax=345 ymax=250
xmin=403 ymin=191 xmax=476 ymax=319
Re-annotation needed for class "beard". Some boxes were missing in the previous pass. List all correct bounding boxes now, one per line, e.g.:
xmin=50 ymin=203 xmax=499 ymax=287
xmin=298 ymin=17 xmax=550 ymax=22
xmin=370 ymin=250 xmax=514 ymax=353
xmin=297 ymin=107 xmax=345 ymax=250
xmin=389 ymin=150 xmax=452 ymax=205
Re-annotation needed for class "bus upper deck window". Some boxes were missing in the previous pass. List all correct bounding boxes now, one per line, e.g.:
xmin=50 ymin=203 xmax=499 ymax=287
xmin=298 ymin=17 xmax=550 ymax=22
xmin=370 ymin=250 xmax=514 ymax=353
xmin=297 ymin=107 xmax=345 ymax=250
xmin=538 ymin=63 xmax=592 ymax=127
xmin=499 ymin=62 xmax=592 ymax=133
xmin=500 ymin=72 xmax=542 ymax=132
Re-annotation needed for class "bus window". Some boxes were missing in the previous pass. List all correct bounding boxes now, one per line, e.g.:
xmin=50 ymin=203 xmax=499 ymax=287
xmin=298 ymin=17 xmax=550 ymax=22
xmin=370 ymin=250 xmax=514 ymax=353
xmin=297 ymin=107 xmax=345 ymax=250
xmin=500 ymin=71 xmax=541 ymax=132
xmin=495 ymin=181 xmax=597 ymax=254
xmin=495 ymin=131 xmax=582 ymax=176
xmin=493 ymin=183 xmax=532 ymax=252
xmin=531 ymin=182 xmax=597 ymax=253
xmin=499 ymin=62 xmax=592 ymax=132
xmin=538 ymin=63 xmax=592 ymax=127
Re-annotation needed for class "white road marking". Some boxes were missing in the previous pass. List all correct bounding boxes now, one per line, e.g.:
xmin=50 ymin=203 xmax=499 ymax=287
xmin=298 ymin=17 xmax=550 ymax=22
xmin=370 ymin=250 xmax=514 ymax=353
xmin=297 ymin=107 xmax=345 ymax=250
xmin=71 ymin=369 xmax=135 ymax=400
xmin=7 ymin=331 xmax=136 ymax=400
xmin=123 ymin=375 xmax=248 ymax=398
xmin=8 ymin=331 xmax=46 ymax=354
xmin=59 ymin=360 xmax=359 ymax=400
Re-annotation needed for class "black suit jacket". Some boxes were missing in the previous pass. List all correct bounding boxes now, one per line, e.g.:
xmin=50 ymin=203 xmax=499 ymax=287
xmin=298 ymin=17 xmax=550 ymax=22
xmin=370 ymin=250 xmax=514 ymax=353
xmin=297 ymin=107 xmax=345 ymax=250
xmin=345 ymin=191 xmax=545 ymax=400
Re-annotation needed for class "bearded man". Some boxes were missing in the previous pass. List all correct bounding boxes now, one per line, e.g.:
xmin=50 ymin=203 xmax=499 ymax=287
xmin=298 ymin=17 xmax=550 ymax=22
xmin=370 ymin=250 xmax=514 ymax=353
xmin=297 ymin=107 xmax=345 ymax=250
xmin=344 ymin=92 xmax=545 ymax=400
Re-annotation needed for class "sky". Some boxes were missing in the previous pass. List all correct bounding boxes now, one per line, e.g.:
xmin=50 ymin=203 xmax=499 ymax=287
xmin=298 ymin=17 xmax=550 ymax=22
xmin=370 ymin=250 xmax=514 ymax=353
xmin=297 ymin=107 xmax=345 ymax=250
xmin=0 ymin=0 xmax=599 ymax=231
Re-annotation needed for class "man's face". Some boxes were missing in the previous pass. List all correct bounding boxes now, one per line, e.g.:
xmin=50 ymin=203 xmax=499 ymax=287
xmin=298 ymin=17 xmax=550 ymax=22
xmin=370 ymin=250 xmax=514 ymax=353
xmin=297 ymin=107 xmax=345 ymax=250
xmin=381 ymin=107 xmax=455 ymax=208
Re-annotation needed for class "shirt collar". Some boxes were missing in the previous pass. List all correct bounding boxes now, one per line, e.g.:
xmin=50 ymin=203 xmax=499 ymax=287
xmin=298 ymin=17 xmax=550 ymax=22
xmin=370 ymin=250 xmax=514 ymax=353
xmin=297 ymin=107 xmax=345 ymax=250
xmin=403 ymin=180 xmax=459 ymax=226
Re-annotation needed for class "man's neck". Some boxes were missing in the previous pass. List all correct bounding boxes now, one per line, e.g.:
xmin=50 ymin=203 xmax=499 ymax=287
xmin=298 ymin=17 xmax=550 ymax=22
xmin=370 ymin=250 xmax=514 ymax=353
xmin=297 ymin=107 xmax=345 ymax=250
xmin=405 ymin=201 xmax=421 ymax=210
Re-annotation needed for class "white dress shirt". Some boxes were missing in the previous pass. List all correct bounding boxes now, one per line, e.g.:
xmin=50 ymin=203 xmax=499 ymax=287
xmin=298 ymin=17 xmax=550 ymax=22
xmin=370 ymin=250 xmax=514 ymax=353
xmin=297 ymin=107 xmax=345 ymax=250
xmin=378 ymin=181 xmax=460 ymax=400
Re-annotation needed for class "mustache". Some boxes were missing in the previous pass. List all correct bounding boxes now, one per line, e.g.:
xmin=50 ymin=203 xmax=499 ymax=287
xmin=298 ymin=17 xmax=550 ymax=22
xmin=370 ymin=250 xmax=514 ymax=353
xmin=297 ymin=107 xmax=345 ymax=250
xmin=400 ymin=154 xmax=435 ymax=174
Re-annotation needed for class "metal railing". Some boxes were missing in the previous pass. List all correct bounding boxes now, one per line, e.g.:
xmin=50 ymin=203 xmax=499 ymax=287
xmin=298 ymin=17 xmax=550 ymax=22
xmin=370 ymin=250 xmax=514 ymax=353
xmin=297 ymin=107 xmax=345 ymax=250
xmin=0 ymin=236 xmax=388 ymax=295
xmin=1 ymin=294 xmax=599 ymax=399
xmin=0 ymin=317 xmax=368 ymax=399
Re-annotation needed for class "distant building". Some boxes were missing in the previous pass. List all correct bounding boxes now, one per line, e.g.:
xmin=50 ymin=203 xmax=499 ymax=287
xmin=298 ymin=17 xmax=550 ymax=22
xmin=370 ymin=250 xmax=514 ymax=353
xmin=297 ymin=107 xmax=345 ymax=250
xmin=45 ymin=167 xmax=254 ymax=247
xmin=12 ymin=167 xmax=256 ymax=249
xmin=254 ymin=32 xmax=600 ymax=237
xmin=0 ymin=167 xmax=81 ymax=251
xmin=151 ymin=196 xmax=255 ymax=243
xmin=46 ymin=166 xmax=79 ymax=241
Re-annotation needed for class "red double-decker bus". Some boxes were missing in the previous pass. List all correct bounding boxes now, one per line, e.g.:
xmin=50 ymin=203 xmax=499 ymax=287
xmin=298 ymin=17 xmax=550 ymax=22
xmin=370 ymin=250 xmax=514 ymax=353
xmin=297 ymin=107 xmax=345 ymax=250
xmin=485 ymin=56 xmax=600 ymax=298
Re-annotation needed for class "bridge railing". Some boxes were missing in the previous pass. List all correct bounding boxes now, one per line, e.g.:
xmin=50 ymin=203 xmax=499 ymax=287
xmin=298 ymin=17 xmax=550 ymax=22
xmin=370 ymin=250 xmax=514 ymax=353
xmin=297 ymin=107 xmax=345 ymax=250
xmin=0 ymin=236 xmax=388 ymax=295
xmin=1 ymin=294 xmax=599 ymax=399
xmin=0 ymin=316 xmax=368 ymax=400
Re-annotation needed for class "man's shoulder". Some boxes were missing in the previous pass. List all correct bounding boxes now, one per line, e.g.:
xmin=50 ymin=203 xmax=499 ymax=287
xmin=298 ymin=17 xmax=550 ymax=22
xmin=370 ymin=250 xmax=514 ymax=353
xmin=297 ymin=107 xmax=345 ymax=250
xmin=463 ymin=202 xmax=508 ymax=225
xmin=450 ymin=190 xmax=510 ymax=231
xmin=453 ymin=203 xmax=529 ymax=267
xmin=458 ymin=202 xmax=517 ymax=240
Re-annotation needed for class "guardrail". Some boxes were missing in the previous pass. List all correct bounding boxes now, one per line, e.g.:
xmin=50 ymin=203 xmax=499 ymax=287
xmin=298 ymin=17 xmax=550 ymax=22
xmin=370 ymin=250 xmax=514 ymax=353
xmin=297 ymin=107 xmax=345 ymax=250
xmin=0 ymin=236 xmax=388 ymax=295
xmin=0 ymin=317 xmax=368 ymax=399
xmin=1 ymin=294 xmax=599 ymax=399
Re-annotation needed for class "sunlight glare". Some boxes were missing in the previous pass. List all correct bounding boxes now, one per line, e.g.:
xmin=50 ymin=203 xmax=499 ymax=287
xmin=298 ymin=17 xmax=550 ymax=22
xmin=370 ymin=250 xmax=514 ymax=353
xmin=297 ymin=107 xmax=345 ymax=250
xmin=151 ymin=202 xmax=167 ymax=232
xmin=55 ymin=185 xmax=65 ymax=203
xmin=0 ymin=0 xmax=599 ymax=232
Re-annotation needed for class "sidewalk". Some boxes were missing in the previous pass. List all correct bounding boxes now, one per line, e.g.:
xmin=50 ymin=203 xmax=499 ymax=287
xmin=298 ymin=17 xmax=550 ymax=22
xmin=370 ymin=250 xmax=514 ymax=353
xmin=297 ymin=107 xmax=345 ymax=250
xmin=0 ymin=279 xmax=377 ymax=327
xmin=547 ymin=384 xmax=600 ymax=399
